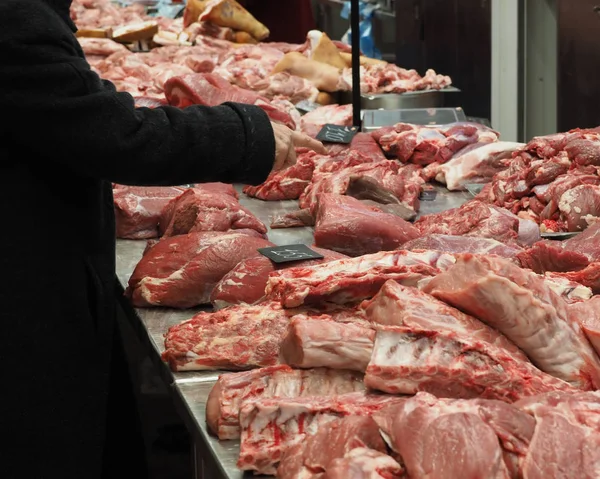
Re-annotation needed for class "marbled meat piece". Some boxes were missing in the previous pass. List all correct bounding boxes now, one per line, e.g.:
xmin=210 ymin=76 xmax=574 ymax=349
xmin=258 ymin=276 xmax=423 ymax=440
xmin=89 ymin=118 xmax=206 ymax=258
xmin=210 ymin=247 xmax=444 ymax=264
xmin=210 ymin=246 xmax=347 ymax=309
xmin=266 ymin=249 xmax=455 ymax=308
xmin=158 ymin=188 xmax=266 ymax=237
xmin=237 ymin=392 xmax=405 ymax=475
xmin=423 ymin=254 xmax=600 ymax=389
xmin=402 ymin=234 xmax=523 ymax=259
xmin=313 ymin=194 xmax=420 ymax=257
xmin=205 ymin=365 xmax=365 ymax=440
xmin=126 ymin=231 xmax=273 ymax=308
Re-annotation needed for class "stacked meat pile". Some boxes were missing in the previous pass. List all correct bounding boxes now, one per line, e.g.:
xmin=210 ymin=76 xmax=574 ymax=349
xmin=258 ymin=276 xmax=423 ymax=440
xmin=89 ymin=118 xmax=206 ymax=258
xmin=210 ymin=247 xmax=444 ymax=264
xmin=160 ymin=243 xmax=600 ymax=477
xmin=478 ymin=127 xmax=600 ymax=232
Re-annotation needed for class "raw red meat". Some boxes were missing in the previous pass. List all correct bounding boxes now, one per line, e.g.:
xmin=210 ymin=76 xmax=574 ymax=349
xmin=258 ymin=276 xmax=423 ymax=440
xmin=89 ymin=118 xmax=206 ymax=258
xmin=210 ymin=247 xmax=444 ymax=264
xmin=205 ymin=366 xmax=365 ymax=440
xmin=423 ymin=254 xmax=600 ymax=389
xmin=365 ymin=325 xmax=573 ymax=401
xmin=363 ymin=281 xmax=528 ymax=361
xmin=402 ymin=234 xmax=523 ymax=259
xmin=558 ymin=184 xmax=600 ymax=231
xmin=415 ymin=200 xmax=541 ymax=246
xmin=114 ymin=185 xmax=186 ymax=239
xmin=569 ymin=296 xmax=600 ymax=356
xmin=374 ymin=392 xmax=535 ymax=479
xmin=237 ymin=392 xmax=405 ymax=475
xmin=517 ymin=240 xmax=590 ymax=273
xmin=210 ymin=246 xmax=347 ymax=309
xmin=313 ymin=194 xmax=420 ymax=256
xmin=373 ymin=122 xmax=498 ymax=165
xmin=126 ymin=231 xmax=273 ymax=308
xmin=436 ymin=141 xmax=524 ymax=190
xmin=281 ymin=315 xmax=375 ymax=372
xmin=543 ymin=273 xmax=593 ymax=303
xmin=323 ymin=448 xmax=404 ymax=479
xmin=157 ymin=189 xmax=266 ymax=237
xmin=300 ymin=104 xmax=353 ymax=138
xmin=162 ymin=301 xmax=294 ymax=371
xmin=277 ymin=416 xmax=388 ymax=479
xmin=164 ymin=73 xmax=296 ymax=130
xmin=548 ymin=262 xmax=600 ymax=294
xmin=560 ymin=221 xmax=600 ymax=261
xmin=516 ymin=391 xmax=600 ymax=479
xmin=266 ymin=249 xmax=455 ymax=308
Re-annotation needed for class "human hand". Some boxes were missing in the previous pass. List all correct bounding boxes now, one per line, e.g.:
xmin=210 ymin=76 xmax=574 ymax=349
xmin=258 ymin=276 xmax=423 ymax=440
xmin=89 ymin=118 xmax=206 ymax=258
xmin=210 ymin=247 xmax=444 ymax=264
xmin=272 ymin=122 xmax=327 ymax=171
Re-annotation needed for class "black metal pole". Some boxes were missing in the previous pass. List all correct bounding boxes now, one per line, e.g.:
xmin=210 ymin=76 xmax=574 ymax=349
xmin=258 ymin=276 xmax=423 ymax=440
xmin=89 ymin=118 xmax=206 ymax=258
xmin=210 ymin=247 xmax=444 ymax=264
xmin=350 ymin=0 xmax=361 ymax=128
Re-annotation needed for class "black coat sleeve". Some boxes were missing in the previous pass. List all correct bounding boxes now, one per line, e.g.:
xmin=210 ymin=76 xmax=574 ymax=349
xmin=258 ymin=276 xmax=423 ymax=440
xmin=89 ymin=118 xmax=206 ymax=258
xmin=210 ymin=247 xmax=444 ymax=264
xmin=0 ymin=1 xmax=275 ymax=187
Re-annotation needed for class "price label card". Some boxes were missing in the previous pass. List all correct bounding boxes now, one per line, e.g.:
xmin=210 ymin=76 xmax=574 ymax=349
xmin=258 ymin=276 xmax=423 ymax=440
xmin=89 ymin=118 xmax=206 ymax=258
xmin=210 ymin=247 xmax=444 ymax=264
xmin=420 ymin=190 xmax=438 ymax=201
xmin=316 ymin=124 xmax=359 ymax=144
xmin=295 ymin=100 xmax=321 ymax=114
xmin=258 ymin=244 xmax=324 ymax=264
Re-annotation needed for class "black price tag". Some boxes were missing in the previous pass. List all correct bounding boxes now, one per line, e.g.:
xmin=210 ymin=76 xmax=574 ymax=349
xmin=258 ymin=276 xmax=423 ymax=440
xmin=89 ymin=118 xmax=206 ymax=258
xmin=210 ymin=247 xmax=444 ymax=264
xmin=420 ymin=190 xmax=438 ymax=201
xmin=258 ymin=244 xmax=324 ymax=264
xmin=316 ymin=124 xmax=359 ymax=144
xmin=295 ymin=100 xmax=321 ymax=114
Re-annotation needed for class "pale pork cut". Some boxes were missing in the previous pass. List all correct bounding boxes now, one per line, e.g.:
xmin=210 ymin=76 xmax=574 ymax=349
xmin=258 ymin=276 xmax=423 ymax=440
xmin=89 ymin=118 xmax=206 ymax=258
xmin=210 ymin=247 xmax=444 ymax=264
xmin=266 ymin=249 xmax=455 ymax=308
xmin=423 ymin=254 xmax=600 ymax=389
xmin=162 ymin=301 xmax=294 ymax=371
xmin=157 ymin=188 xmax=266 ymax=237
xmin=313 ymin=194 xmax=421 ymax=256
xmin=516 ymin=391 xmax=600 ymax=479
xmin=323 ymin=448 xmax=404 ymax=479
xmin=373 ymin=392 xmax=536 ymax=479
xmin=365 ymin=325 xmax=574 ymax=402
xmin=300 ymin=104 xmax=353 ymax=138
xmin=126 ymin=231 xmax=273 ymax=308
xmin=237 ymin=392 xmax=405 ymax=475
xmin=205 ymin=365 xmax=365 ymax=440
xmin=277 ymin=416 xmax=389 ymax=479
xmin=210 ymin=246 xmax=347 ymax=309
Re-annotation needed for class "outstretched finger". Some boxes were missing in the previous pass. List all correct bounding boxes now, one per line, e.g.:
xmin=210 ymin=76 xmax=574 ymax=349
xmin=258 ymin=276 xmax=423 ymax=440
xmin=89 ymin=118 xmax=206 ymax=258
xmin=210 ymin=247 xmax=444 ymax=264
xmin=291 ymin=131 xmax=328 ymax=154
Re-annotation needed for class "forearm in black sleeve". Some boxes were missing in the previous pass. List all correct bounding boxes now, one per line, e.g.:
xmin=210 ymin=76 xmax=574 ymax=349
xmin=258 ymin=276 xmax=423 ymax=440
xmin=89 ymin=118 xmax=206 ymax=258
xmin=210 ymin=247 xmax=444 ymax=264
xmin=0 ymin=2 xmax=275 ymax=187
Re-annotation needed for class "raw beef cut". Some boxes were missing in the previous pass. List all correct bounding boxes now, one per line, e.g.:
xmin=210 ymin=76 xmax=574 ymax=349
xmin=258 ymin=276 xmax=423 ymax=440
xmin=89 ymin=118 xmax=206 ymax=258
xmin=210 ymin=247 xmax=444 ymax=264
xmin=423 ymin=254 xmax=600 ymax=389
xmin=373 ymin=122 xmax=499 ymax=165
xmin=558 ymin=221 xmax=600 ymax=261
xmin=435 ymin=141 xmax=524 ymax=190
xmin=365 ymin=325 xmax=574 ymax=401
xmin=126 ymin=231 xmax=273 ymax=308
xmin=300 ymin=104 xmax=353 ymax=138
xmin=113 ymin=185 xmax=186 ymax=239
xmin=558 ymin=184 xmax=600 ymax=231
xmin=402 ymin=234 xmax=523 ymax=259
xmin=266 ymin=249 xmax=456 ymax=308
xmin=164 ymin=73 xmax=296 ymax=129
xmin=415 ymin=200 xmax=541 ymax=246
xmin=210 ymin=246 xmax=347 ymax=309
xmin=205 ymin=366 xmax=365 ymax=440
xmin=516 ymin=391 xmax=600 ymax=479
xmin=237 ymin=392 xmax=405 ymax=475
xmin=113 ymin=183 xmax=237 ymax=239
xmin=569 ymin=296 xmax=600 ymax=356
xmin=157 ymin=189 xmax=266 ymax=237
xmin=162 ymin=301 xmax=294 ymax=371
xmin=277 ymin=416 xmax=388 ymax=479
xmin=544 ymin=273 xmax=593 ymax=303
xmin=313 ymin=194 xmax=420 ymax=256
xmin=363 ymin=281 xmax=528 ymax=361
xmin=281 ymin=315 xmax=375 ymax=372
xmin=516 ymin=240 xmax=590 ymax=273
xmin=374 ymin=392 xmax=535 ymax=479
xmin=323 ymin=448 xmax=404 ymax=479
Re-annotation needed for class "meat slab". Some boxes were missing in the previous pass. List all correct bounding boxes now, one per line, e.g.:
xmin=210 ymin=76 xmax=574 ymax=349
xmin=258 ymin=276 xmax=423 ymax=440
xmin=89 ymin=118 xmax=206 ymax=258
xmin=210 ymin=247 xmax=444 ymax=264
xmin=266 ymin=249 xmax=455 ymax=308
xmin=157 ymin=188 xmax=266 ymax=237
xmin=237 ymin=392 xmax=405 ymax=475
xmin=205 ymin=365 xmax=365 ymax=440
xmin=127 ymin=230 xmax=273 ymax=308
xmin=313 ymin=194 xmax=421 ymax=256
xmin=374 ymin=392 xmax=535 ymax=479
xmin=423 ymin=254 xmax=600 ymax=389
xmin=210 ymin=246 xmax=347 ymax=309
xmin=402 ymin=234 xmax=523 ymax=260
xmin=323 ymin=448 xmax=405 ymax=479
xmin=162 ymin=301 xmax=294 ymax=371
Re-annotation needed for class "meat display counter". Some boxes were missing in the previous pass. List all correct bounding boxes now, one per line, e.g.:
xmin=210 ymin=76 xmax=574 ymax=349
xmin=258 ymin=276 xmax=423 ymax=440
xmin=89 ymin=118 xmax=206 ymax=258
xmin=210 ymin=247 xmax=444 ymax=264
xmin=115 ymin=184 xmax=472 ymax=479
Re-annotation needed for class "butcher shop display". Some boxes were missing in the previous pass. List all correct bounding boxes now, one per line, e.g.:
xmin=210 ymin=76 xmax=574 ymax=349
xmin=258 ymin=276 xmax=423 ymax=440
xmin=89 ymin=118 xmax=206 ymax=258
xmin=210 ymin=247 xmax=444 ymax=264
xmin=74 ymin=0 xmax=600 ymax=477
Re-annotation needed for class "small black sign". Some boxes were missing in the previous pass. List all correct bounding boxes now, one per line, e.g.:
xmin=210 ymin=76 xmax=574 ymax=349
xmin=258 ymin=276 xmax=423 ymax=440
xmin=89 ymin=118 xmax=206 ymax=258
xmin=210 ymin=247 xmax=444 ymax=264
xmin=316 ymin=124 xmax=359 ymax=144
xmin=258 ymin=244 xmax=324 ymax=264
xmin=419 ymin=190 xmax=438 ymax=201
xmin=295 ymin=100 xmax=321 ymax=114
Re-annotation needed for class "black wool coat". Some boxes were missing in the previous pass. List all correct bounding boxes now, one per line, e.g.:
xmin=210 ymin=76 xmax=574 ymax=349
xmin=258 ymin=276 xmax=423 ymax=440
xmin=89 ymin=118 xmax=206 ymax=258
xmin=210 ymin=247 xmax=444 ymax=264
xmin=0 ymin=1 xmax=275 ymax=477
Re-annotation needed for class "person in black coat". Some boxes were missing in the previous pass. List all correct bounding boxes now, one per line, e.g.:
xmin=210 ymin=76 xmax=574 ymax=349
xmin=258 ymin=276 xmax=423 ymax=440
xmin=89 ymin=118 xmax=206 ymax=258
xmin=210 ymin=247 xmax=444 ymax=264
xmin=0 ymin=1 xmax=324 ymax=478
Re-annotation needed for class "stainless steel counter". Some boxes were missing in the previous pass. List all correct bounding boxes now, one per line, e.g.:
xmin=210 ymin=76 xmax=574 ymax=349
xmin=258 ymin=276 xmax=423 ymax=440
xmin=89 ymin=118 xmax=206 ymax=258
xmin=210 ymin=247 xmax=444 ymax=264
xmin=115 ymin=184 xmax=471 ymax=479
